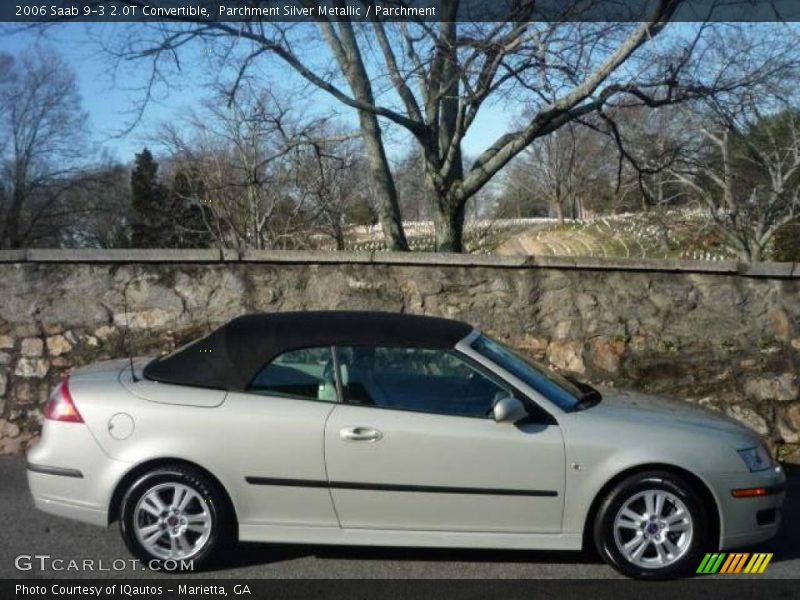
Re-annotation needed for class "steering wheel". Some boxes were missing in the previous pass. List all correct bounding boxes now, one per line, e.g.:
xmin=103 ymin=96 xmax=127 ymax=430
xmin=461 ymin=371 xmax=494 ymax=417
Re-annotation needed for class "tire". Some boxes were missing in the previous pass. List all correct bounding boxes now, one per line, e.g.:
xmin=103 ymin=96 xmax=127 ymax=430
xmin=119 ymin=464 xmax=236 ymax=571
xmin=593 ymin=470 xmax=708 ymax=579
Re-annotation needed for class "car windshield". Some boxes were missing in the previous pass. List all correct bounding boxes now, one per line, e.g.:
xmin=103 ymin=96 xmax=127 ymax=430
xmin=470 ymin=334 xmax=585 ymax=411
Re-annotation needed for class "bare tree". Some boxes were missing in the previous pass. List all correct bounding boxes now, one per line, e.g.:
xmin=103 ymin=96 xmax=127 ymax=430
xmin=0 ymin=47 xmax=90 ymax=248
xmin=510 ymin=121 xmax=615 ymax=221
xmin=97 ymin=1 xmax=800 ymax=252
xmin=160 ymin=83 xmax=364 ymax=250
xmin=295 ymin=128 xmax=371 ymax=250
xmin=671 ymin=103 xmax=800 ymax=261
xmin=494 ymin=159 xmax=550 ymax=219
xmin=522 ymin=124 xmax=581 ymax=222
xmin=596 ymin=105 xmax=690 ymax=213
xmin=59 ymin=161 xmax=133 ymax=248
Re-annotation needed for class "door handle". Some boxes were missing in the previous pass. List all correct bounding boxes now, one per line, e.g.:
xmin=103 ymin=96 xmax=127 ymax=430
xmin=340 ymin=427 xmax=383 ymax=443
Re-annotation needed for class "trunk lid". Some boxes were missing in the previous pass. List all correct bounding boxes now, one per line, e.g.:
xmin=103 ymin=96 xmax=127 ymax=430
xmin=69 ymin=358 xmax=135 ymax=382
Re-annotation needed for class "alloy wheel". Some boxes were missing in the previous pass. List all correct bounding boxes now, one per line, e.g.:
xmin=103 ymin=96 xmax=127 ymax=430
xmin=133 ymin=482 xmax=213 ymax=560
xmin=612 ymin=488 xmax=694 ymax=569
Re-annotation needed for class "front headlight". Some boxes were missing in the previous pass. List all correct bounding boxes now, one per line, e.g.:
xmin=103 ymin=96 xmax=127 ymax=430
xmin=737 ymin=443 xmax=773 ymax=472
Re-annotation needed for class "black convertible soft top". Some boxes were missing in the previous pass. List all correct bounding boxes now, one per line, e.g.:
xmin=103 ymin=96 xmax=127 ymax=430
xmin=142 ymin=311 xmax=474 ymax=391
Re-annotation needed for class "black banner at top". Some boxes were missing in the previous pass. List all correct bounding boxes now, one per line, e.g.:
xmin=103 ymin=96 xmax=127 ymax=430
xmin=4 ymin=0 xmax=800 ymax=23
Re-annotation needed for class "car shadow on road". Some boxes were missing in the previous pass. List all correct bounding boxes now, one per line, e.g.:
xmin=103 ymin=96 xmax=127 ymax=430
xmin=211 ymin=462 xmax=799 ymax=572
xmin=219 ymin=544 xmax=602 ymax=571
xmin=218 ymin=543 xmax=602 ymax=569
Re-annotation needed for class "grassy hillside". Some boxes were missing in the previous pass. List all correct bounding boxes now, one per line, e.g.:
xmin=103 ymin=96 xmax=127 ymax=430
xmin=346 ymin=218 xmax=555 ymax=253
xmin=344 ymin=211 xmax=737 ymax=260
xmin=495 ymin=210 xmax=736 ymax=260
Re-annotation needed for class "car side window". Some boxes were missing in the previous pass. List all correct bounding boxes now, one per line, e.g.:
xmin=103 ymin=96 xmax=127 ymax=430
xmin=335 ymin=346 xmax=509 ymax=418
xmin=249 ymin=347 xmax=338 ymax=402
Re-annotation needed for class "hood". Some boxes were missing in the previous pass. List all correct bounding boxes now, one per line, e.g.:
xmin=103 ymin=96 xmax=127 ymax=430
xmin=591 ymin=389 xmax=757 ymax=438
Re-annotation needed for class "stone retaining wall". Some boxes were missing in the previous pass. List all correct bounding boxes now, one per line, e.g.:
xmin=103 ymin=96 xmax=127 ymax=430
xmin=1 ymin=250 xmax=798 ymax=456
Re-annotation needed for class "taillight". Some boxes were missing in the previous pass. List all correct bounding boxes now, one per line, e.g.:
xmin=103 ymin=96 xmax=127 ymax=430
xmin=43 ymin=379 xmax=83 ymax=423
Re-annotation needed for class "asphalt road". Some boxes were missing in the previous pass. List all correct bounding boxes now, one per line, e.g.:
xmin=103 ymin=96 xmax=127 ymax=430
xmin=1 ymin=456 xmax=798 ymax=580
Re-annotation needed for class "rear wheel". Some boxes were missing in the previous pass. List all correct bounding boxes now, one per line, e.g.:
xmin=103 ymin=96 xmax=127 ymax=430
xmin=593 ymin=471 xmax=708 ymax=579
xmin=119 ymin=465 xmax=235 ymax=571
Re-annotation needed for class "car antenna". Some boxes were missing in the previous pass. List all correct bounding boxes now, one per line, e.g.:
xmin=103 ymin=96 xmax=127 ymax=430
xmin=122 ymin=275 xmax=139 ymax=383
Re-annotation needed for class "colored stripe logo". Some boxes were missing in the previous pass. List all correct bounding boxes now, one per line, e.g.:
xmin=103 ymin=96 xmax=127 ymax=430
xmin=696 ymin=553 xmax=773 ymax=574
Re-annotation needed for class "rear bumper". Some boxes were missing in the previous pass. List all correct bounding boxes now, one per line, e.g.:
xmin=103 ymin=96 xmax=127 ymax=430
xmin=26 ymin=421 xmax=131 ymax=528
xmin=704 ymin=465 xmax=786 ymax=551
xmin=27 ymin=468 xmax=108 ymax=527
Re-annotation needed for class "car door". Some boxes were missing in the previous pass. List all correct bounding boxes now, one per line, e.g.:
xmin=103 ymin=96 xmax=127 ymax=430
xmin=324 ymin=346 xmax=565 ymax=533
xmin=223 ymin=346 xmax=340 ymax=527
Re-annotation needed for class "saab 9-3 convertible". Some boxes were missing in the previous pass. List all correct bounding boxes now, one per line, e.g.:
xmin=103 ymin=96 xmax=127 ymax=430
xmin=27 ymin=311 xmax=784 ymax=578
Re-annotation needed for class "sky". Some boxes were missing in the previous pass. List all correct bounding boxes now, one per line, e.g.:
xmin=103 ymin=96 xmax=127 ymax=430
xmin=0 ymin=22 xmax=511 ymax=165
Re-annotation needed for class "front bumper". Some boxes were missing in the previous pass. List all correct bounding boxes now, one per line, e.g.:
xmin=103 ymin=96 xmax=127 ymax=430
xmin=704 ymin=464 xmax=786 ymax=550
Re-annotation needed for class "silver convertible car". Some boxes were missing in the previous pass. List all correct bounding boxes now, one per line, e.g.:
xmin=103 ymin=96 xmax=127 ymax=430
xmin=27 ymin=311 xmax=784 ymax=578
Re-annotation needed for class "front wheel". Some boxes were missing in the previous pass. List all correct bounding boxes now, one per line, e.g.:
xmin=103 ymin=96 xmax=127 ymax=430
xmin=593 ymin=471 xmax=708 ymax=579
xmin=119 ymin=464 xmax=235 ymax=571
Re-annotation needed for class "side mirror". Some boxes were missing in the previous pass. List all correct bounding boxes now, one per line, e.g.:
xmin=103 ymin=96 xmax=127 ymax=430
xmin=492 ymin=393 xmax=528 ymax=423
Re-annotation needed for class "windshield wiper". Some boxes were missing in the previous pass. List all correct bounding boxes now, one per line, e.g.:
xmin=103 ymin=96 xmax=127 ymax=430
xmin=575 ymin=389 xmax=602 ymax=410
xmin=566 ymin=376 xmax=603 ymax=411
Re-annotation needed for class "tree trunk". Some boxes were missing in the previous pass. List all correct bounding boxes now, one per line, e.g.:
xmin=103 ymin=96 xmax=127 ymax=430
xmin=1 ymin=213 xmax=21 ymax=248
xmin=358 ymin=110 xmax=408 ymax=251
xmin=576 ymin=196 xmax=585 ymax=220
xmin=423 ymin=163 xmax=465 ymax=252
xmin=321 ymin=22 xmax=409 ymax=252
xmin=3 ymin=185 xmax=26 ymax=249
xmin=333 ymin=220 xmax=346 ymax=251
xmin=432 ymin=200 xmax=465 ymax=253
xmin=748 ymin=244 xmax=763 ymax=263
xmin=555 ymin=200 xmax=564 ymax=223
xmin=432 ymin=17 xmax=465 ymax=253
xmin=426 ymin=178 xmax=465 ymax=252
